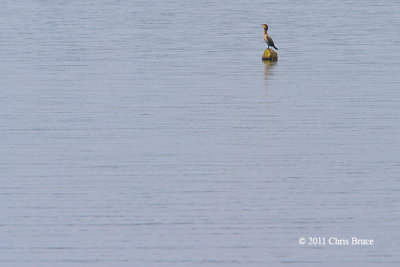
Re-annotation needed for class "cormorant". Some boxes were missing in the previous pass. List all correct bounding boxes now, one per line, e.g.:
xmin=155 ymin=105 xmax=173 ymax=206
xmin=261 ymin=24 xmax=278 ymax=50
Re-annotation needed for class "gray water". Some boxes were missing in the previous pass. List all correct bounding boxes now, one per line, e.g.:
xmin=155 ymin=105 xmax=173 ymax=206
xmin=1 ymin=1 xmax=400 ymax=266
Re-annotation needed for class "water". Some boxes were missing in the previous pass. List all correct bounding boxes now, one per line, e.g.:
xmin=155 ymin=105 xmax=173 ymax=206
xmin=1 ymin=1 xmax=399 ymax=266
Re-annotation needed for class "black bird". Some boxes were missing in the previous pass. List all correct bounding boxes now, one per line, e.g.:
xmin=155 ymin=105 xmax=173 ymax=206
xmin=261 ymin=24 xmax=278 ymax=50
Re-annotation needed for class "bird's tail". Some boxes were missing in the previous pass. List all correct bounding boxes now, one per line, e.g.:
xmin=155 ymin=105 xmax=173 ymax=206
xmin=274 ymin=45 xmax=279 ymax=50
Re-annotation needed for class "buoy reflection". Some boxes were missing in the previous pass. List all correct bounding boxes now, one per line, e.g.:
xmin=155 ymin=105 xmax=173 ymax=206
xmin=263 ymin=61 xmax=277 ymax=80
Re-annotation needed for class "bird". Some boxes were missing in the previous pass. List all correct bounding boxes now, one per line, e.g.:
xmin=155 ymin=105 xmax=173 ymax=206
xmin=261 ymin=24 xmax=278 ymax=50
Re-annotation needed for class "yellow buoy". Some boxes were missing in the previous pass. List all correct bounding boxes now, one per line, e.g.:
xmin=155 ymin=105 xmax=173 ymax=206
xmin=261 ymin=48 xmax=278 ymax=62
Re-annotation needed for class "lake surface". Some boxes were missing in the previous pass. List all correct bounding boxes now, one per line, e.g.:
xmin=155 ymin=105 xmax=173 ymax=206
xmin=1 ymin=1 xmax=399 ymax=266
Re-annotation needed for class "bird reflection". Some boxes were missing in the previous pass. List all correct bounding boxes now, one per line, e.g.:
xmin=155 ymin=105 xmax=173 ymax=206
xmin=263 ymin=60 xmax=277 ymax=80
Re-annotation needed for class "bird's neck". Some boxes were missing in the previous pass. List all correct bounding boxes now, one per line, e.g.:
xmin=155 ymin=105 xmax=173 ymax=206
xmin=264 ymin=29 xmax=268 ymax=34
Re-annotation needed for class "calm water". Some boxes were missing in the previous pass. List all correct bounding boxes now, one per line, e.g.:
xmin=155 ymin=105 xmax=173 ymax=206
xmin=1 ymin=1 xmax=400 ymax=266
